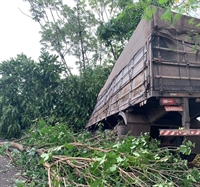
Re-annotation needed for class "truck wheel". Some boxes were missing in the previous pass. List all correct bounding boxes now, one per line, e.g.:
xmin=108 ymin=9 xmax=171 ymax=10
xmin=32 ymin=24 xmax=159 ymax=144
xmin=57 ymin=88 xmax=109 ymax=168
xmin=182 ymin=154 xmax=197 ymax=162
xmin=188 ymin=154 xmax=197 ymax=162
xmin=174 ymin=137 xmax=196 ymax=162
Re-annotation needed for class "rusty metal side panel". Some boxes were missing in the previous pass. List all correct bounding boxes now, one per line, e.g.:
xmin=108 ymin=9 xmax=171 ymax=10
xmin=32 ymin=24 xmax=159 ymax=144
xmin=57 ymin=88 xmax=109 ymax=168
xmin=98 ymin=19 xmax=152 ymax=98
xmin=109 ymin=71 xmax=146 ymax=115
xmin=152 ymin=35 xmax=200 ymax=94
xmin=86 ymin=46 xmax=149 ymax=128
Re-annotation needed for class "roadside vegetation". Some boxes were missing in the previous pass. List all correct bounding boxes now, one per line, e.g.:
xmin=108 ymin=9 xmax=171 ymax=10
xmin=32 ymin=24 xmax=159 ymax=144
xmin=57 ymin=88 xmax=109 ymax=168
xmin=0 ymin=0 xmax=200 ymax=186
xmin=0 ymin=120 xmax=200 ymax=187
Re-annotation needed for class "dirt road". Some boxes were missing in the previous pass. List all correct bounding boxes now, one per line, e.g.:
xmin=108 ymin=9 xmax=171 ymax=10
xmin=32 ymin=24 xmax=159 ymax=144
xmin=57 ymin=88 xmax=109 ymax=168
xmin=0 ymin=138 xmax=23 ymax=187
xmin=0 ymin=155 xmax=23 ymax=187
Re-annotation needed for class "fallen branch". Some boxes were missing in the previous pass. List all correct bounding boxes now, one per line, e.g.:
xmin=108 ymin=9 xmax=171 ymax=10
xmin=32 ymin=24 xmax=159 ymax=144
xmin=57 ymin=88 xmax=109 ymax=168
xmin=70 ymin=142 xmax=112 ymax=153
xmin=52 ymin=156 xmax=96 ymax=163
xmin=44 ymin=162 xmax=52 ymax=187
xmin=13 ymin=134 xmax=30 ymax=143
xmin=0 ymin=141 xmax=24 ymax=152
xmin=49 ymin=142 xmax=112 ymax=153
xmin=6 ymin=149 xmax=13 ymax=162
xmin=0 ymin=141 xmax=47 ymax=155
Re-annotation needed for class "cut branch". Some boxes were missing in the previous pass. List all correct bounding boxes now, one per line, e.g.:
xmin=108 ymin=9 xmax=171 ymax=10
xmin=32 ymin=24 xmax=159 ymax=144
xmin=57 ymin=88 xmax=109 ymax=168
xmin=0 ymin=141 xmax=24 ymax=152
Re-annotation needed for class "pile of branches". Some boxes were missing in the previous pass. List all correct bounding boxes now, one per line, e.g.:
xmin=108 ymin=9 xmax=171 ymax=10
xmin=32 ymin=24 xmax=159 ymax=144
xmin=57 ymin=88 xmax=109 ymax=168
xmin=0 ymin=122 xmax=200 ymax=187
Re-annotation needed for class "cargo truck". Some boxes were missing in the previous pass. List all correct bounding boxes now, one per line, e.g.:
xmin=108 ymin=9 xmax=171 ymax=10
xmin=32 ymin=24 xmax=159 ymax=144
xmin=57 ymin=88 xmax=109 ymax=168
xmin=86 ymin=7 xmax=200 ymax=161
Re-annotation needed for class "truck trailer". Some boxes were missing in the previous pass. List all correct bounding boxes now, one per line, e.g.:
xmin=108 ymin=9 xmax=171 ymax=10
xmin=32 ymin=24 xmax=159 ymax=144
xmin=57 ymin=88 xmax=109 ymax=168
xmin=86 ymin=7 xmax=200 ymax=161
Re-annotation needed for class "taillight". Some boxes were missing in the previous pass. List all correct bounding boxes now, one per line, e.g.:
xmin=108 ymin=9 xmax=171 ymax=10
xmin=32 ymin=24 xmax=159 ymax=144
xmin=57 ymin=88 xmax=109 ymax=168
xmin=160 ymin=98 xmax=181 ymax=106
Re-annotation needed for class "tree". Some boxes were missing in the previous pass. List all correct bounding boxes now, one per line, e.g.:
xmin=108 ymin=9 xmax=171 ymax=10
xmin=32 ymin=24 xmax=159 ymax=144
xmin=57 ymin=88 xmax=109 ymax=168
xmin=87 ymin=0 xmax=133 ymax=63
xmin=165 ymin=0 xmax=200 ymax=17
xmin=23 ymin=0 xmax=105 ymax=73
xmin=97 ymin=0 xmax=168 ymax=60
xmin=0 ymin=54 xmax=38 ymax=137
xmin=0 ymin=51 xmax=111 ymax=137
xmin=23 ymin=0 xmax=72 ymax=75
xmin=0 ymin=53 xmax=63 ymax=137
xmin=55 ymin=65 xmax=111 ymax=131
xmin=24 ymin=0 xmax=144 ymax=72
xmin=97 ymin=3 xmax=142 ymax=60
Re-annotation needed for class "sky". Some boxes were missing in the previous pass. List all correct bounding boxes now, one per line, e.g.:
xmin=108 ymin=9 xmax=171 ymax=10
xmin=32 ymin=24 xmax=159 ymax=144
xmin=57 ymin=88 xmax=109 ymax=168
xmin=0 ymin=0 xmax=41 ymax=62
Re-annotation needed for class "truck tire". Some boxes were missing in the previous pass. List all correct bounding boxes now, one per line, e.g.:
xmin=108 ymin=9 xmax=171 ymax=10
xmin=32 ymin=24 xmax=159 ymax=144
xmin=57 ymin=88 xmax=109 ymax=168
xmin=180 ymin=153 xmax=197 ymax=162
xmin=174 ymin=137 xmax=196 ymax=162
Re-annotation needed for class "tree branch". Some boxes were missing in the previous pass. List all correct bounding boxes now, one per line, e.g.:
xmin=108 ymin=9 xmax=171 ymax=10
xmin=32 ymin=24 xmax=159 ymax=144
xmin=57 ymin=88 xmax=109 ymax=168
xmin=18 ymin=8 xmax=34 ymax=19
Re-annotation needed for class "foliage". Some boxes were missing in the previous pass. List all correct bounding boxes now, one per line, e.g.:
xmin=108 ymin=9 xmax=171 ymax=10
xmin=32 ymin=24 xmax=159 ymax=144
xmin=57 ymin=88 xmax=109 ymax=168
xmin=88 ymin=0 xmax=123 ymax=21
xmin=0 ymin=52 xmax=111 ymax=137
xmin=0 ymin=53 xmax=63 ymax=138
xmin=87 ymin=0 xmax=133 ymax=63
xmin=56 ymin=65 xmax=111 ymax=131
xmin=0 ymin=54 xmax=37 ymax=138
xmin=97 ymin=3 xmax=142 ymax=60
xmin=23 ymin=0 xmax=200 ymax=69
xmin=150 ymin=0 xmax=200 ymax=27
xmin=167 ymin=0 xmax=200 ymax=18
xmin=145 ymin=0 xmax=200 ymax=55
xmin=25 ymin=0 xmax=168 ymax=71
xmin=97 ymin=0 xmax=168 ymax=59
xmin=24 ymin=0 xmax=112 ymax=73
xmin=1 ymin=121 xmax=199 ymax=187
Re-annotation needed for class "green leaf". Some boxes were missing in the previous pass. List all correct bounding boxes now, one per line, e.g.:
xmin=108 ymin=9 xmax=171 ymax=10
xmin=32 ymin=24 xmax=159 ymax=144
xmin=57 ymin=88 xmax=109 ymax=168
xmin=196 ymin=23 xmax=200 ymax=27
xmin=158 ymin=0 xmax=169 ymax=4
xmin=113 ymin=142 xmax=121 ymax=148
xmin=109 ymin=164 xmax=117 ymax=172
xmin=132 ymin=152 xmax=140 ymax=157
xmin=41 ymin=153 xmax=50 ymax=162
xmin=180 ymin=145 xmax=191 ymax=155
xmin=161 ymin=9 xmax=172 ymax=22
xmin=53 ymin=146 xmax=63 ymax=152
xmin=188 ymin=18 xmax=195 ymax=25
xmin=144 ymin=7 xmax=157 ymax=20
xmin=116 ymin=156 xmax=123 ymax=163
xmin=159 ymin=156 xmax=170 ymax=162
xmin=99 ymin=154 xmax=106 ymax=165
xmin=174 ymin=13 xmax=182 ymax=21
xmin=64 ymin=143 xmax=74 ymax=149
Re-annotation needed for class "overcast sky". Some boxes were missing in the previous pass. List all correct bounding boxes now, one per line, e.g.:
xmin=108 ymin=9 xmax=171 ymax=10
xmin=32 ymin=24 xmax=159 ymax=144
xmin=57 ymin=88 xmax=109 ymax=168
xmin=0 ymin=0 xmax=42 ymax=62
